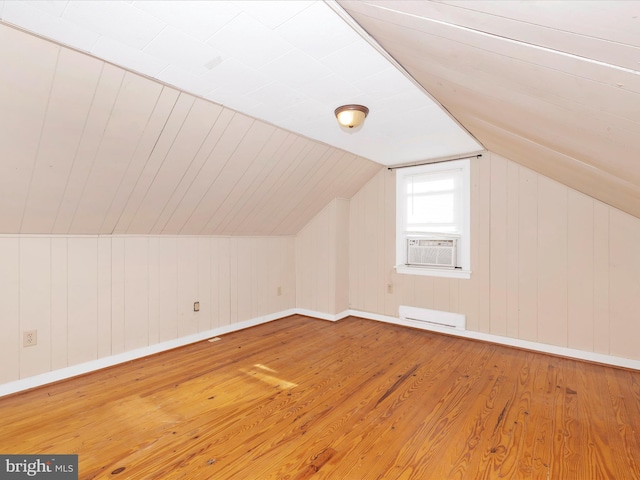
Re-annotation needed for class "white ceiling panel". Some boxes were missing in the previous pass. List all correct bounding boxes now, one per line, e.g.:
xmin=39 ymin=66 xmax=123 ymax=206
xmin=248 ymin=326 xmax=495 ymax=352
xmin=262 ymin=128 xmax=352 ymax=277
xmin=206 ymin=12 xmax=295 ymax=68
xmin=275 ymin=2 xmax=358 ymax=60
xmin=0 ymin=0 xmax=481 ymax=166
xmin=25 ymin=1 xmax=68 ymax=17
xmin=245 ymin=81 xmax=306 ymax=111
xmin=63 ymin=1 xmax=164 ymax=50
xmin=132 ymin=1 xmax=241 ymax=42
xmin=233 ymin=0 xmax=313 ymax=30
xmin=1 ymin=1 xmax=99 ymax=51
xmin=92 ymin=35 xmax=168 ymax=78
xmin=155 ymin=65 xmax=215 ymax=99
xmin=203 ymin=58 xmax=268 ymax=99
xmin=354 ymin=67 xmax=414 ymax=98
xmin=143 ymin=26 xmax=221 ymax=76
xmin=319 ymin=41 xmax=390 ymax=84
xmin=302 ymin=73 xmax=363 ymax=105
xmin=261 ymin=49 xmax=330 ymax=91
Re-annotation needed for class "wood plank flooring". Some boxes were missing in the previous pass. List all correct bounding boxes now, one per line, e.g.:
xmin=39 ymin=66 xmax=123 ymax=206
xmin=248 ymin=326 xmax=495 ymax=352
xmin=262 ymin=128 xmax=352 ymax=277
xmin=1 ymin=315 xmax=639 ymax=479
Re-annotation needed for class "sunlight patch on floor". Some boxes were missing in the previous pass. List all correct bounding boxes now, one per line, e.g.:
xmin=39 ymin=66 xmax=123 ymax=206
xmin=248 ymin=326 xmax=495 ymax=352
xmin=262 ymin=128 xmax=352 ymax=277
xmin=240 ymin=364 xmax=297 ymax=389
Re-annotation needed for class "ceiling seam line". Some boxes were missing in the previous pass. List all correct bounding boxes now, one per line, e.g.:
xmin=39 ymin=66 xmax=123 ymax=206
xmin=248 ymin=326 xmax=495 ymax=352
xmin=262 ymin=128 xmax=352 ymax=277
xmin=118 ymin=89 xmax=184 ymax=234
xmin=66 ymin=69 xmax=127 ymax=234
xmin=18 ymin=46 xmax=62 ymax=234
xmin=215 ymin=128 xmax=289 ymax=234
xmin=155 ymin=105 xmax=226 ymax=235
xmin=52 ymin=61 xmax=106 ymax=234
xmin=357 ymin=2 xmax=640 ymax=76
xmin=125 ymin=92 xmax=195 ymax=234
xmin=177 ymin=111 xmax=246 ymax=235
xmin=102 ymin=85 xmax=170 ymax=235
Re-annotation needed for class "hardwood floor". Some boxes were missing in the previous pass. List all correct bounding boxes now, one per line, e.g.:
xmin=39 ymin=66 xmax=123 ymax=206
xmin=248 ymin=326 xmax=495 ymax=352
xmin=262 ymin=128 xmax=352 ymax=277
xmin=1 ymin=315 xmax=639 ymax=479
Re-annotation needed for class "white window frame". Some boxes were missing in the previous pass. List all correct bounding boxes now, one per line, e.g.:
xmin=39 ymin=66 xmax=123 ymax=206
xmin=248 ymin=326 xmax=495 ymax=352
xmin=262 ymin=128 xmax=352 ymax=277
xmin=395 ymin=159 xmax=471 ymax=279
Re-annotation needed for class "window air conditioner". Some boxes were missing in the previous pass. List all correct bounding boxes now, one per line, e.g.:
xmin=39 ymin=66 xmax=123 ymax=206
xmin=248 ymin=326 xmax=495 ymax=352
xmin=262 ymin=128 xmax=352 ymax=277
xmin=407 ymin=238 xmax=457 ymax=268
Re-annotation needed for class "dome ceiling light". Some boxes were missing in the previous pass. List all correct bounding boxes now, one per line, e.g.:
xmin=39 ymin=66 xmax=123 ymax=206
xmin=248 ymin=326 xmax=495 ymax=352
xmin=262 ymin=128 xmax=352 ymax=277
xmin=335 ymin=104 xmax=369 ymax=131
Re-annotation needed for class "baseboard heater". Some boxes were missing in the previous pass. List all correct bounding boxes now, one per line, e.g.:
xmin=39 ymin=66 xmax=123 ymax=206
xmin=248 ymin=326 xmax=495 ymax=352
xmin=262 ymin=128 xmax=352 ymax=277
xmin=399 ymin=306 xmax=466 ymax=330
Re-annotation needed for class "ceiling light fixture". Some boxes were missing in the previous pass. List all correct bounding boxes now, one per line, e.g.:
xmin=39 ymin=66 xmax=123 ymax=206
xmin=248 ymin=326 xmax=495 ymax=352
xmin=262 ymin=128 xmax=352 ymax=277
xmin=335 ymin=104 xmax=369 ymax=130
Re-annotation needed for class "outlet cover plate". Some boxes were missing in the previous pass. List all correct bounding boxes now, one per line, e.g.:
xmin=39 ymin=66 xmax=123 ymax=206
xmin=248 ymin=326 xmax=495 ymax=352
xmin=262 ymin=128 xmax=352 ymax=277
xmin=23 ymin=329 xmax=37 ymax=347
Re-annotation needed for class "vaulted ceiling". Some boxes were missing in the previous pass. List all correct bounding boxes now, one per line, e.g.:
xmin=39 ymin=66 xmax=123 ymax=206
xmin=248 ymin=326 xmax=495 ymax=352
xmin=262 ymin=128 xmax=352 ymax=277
xmin=339 ymin=0 xmax=640 ymax=218
xmin=1 ymin=1 xmax=638 ymax=235
xmin=0 ymin=21 xmax=383 ymax=235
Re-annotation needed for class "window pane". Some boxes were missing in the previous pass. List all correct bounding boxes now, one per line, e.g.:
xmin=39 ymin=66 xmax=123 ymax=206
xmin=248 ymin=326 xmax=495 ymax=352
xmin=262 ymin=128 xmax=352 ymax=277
xmin=408 ymin=177 xmax=454 ymax=194
xmin=407 ymin=194 xmax=454 ymax=224
xmin=409 ymin=225 xmax=457 ymax=234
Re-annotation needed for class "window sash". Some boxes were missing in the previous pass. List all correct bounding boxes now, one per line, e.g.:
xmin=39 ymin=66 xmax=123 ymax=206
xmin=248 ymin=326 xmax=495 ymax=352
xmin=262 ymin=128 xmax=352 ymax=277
xmin=402 ymin=168 xmax=463 ymax=235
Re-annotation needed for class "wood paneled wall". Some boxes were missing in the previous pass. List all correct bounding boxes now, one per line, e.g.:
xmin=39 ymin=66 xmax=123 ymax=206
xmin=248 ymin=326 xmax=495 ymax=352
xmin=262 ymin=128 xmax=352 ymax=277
xmin=0 ymin=23 xmax=382 ymax=237
xmin=5 ymin=151 xmax=640 ymax=386
xmin=295 ymin=198 xmax=350 ymax=315
xmin=0 ymin=235 xmax=295 ymax=384
xmin=348 ymin=152 xmax=640 ymax=361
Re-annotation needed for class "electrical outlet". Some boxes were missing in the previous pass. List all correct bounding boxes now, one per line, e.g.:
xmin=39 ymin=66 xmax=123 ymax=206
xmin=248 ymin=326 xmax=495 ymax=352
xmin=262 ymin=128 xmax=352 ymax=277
xmin=277 ymin=286 xmax=282 ymax=296
xmin=23 ymin=330 xmax=37 ymax=347
xmin=194 ymin=301 xmax=200 ymax=312
xmin=387 ymin=284 xmax=393 ymax=294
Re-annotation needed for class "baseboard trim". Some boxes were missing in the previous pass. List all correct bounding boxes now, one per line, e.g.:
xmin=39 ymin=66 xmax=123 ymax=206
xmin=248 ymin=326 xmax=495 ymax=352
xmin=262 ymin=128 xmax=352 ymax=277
xmin=295 ymin=308 xmax=350 ymax=322
xmin=0 ymin=309 xmax=297 ymax=398
xmin=349 ymin=309 xmax=640 ymax=371
xmin=3 ymin=307 xmax=638 ymax=397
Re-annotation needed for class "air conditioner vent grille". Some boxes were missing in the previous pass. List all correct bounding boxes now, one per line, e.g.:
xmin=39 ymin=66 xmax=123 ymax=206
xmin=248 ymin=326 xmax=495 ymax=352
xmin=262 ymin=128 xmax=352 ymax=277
xmin=407 ymin=238 xmax=457 ymax=268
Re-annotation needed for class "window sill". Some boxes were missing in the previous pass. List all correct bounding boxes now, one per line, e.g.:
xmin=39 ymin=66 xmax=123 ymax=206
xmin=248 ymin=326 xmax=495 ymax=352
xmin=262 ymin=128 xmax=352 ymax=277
xmin=395 ymin=265 xmax=471 ymax=279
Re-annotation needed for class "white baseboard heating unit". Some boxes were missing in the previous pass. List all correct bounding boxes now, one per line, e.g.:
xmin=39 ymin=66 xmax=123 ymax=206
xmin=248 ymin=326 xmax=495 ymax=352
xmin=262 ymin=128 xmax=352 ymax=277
xmin=399 ymin=305 xmax=466 ymax=330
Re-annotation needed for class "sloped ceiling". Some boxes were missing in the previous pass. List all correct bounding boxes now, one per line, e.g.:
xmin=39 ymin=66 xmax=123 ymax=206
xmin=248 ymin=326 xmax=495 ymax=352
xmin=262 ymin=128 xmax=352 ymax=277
xmin=339 ymin=0 xmax=640 ymax=219
xmin=0 ymin=1 xmax=482 ymax=167
xmin=3 ymin=1 xmax=638 ymax=236
xmin=0 ymin=22 xmax=383 ymax=235
xmin=0 ymin=0 xmax=484 ymax=236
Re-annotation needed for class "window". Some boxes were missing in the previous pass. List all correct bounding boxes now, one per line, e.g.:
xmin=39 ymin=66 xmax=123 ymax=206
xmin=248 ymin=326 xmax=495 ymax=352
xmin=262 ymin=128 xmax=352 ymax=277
xmin=395 ymin=159 xmax=471 ymax=278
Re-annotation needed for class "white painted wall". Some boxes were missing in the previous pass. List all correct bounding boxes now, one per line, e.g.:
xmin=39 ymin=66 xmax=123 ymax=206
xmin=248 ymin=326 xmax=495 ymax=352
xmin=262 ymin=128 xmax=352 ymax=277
xmin=6 ymin=150 xmax=640 ymax=389
xmin=347 ymin=152 xmax=640 ymax=361
xmin=295 ymin=198 xmax=350 ymax=316
xmin=0 ymin=235 xmax=295 ymax=384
